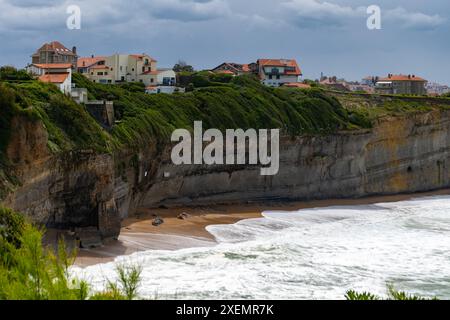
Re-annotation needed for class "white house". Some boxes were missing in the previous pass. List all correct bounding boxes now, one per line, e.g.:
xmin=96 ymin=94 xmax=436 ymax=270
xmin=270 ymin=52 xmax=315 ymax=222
xmin=156 ymin=68 xmax=176 ymax=86
xmin=38 ymin=73 xmax=72 ymax=94
xmin=81 ymin=53 xmax=159 ymax=86
xmin=145 ymin=68 xmax=180 ymax=94
xmin=29 ymin=63 xmax=72 ymax=95
xmin=28 ymin=63 xmax=72 ymax=77
xmin=257 ymin=59 xmax=302 ymax=87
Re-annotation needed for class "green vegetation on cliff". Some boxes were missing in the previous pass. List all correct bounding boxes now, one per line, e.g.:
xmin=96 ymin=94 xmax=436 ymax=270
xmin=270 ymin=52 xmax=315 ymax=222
xmin=0 ymin=81 xmax=111 ymax=155
xmin=1 ymin=69 xmax=369 ymax=159
xmin=72 ymin=73 xmax=369 ymax=149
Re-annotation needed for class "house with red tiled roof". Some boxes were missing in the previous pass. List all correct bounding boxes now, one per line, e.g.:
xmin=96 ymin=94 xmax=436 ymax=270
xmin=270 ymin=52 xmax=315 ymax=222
xmin=28 ymin=63 xmax=73 ymax=76
xmin=38 ymin=73 xmax=71 ymax=94
xmin=31 ymin=63 xmax=72 ymax=95
xmin=81 ymin=53 xmax=163 ymax=86
xmin=77 ymin=56 xmax=107 ymax=74
xmin=375 ymin=74 xmax=428 ymax=95
xmin=31 ymin=41 xmax=78 ymax=69
xmin=257 ymin=59 xmax=302 ymax=87
xmin=211 ymin=62 xmax=257 ymax=76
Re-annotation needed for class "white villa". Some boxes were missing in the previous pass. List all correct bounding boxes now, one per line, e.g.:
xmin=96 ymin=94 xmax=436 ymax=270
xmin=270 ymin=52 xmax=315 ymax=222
xmin=28 ymin=63 xmax=72 ymax=95
xmin=77 ymin=54 xmax=172 ymax=87
xmin=257 ymin=59 xmax=302 ymax=87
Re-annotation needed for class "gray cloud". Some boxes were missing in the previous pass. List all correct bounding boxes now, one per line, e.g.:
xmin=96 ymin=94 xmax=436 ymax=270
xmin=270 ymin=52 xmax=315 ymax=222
xmin=0 ymin=0 xmax=449 ymax=84
xmin=280 ymin=0 xmax=446 ymax=30
xmin=147 ymin=0 xmax=231 ymax=22
xmin=385 ymin=7 xmax=446 ymax=30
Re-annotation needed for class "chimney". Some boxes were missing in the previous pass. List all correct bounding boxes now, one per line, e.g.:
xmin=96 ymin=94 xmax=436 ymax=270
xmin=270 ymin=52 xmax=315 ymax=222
xmin=91 ymin=54 xmax=94 ymax=58
xmin=72 ymin=46 xmax=77 ymax=54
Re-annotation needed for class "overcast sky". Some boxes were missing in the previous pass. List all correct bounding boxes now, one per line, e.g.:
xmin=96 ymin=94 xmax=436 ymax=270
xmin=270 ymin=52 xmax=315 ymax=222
xmin=0 ymin=0 xmax=448 ymax=84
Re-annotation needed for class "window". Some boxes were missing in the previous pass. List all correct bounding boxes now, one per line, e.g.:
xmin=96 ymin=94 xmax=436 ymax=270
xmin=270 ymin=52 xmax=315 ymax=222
xmin=132 ymin=68 xmax=134 ymax=71
xmin=108 ymin=80 xmax=112 ymax=83
xmin=142 ymin=66 xmax=145 ymax=72
xmin=276 ymin=75 xmax=280 ymax=80
xmin=151 ymin=78 xmax=154 ymax=83
xmin=91 ymin=72 xmax=94 ymax=75
xmin=105 ymin=72 xmax=108 ymax=75
xmin=97 ymin=72 xmax=103 ymax=76
xmin=120 ymin=66 xmax=123 ymax=71
xmin=269 ymin=75 xmax=273 ymax=80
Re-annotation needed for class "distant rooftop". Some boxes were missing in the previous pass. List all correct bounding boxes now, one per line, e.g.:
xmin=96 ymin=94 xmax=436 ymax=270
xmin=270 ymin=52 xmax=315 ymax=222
xmin=379 ymin=74 xmax=427 ymax=82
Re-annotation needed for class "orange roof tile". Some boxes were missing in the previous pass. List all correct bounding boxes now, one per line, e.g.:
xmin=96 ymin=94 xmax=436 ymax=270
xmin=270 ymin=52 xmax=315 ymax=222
xmin=38 ymin=73 xmax=69 ymax=84
xmin=33 ymin=41 xmax=76 ymax=56
xmin=78 ymin=56 xmax=106 ymax=68
xmin=379 ymin=74 xmax=427 ymax=82
xmin=242 ymin=64 xmax=250 ymax=72
xmin=33 ymin=63 xmax=72 ymax=69
xmin=258 ymin=59 xmax=302 ymax=75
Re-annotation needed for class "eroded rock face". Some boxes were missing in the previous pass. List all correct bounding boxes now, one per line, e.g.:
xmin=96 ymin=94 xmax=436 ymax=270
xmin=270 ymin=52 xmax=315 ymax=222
xmin=3 ymin=108 xmax=450 ymax=240
xmin=126 ymin=109 xmax=450 ymax=208
xmin=3 ymin=116 xmax=120 ymax=240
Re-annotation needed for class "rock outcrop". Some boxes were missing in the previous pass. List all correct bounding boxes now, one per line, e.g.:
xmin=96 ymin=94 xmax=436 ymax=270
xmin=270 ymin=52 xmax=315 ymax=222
xmin=3 ymin=108 xmax=450 ymax=240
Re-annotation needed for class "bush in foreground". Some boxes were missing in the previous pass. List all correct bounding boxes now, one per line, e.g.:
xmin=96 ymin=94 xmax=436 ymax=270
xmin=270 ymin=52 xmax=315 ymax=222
xmin=345 ymin=285 xmax=439 ymax=300
xmin=0 ymin=206 xmax=142 ymax=300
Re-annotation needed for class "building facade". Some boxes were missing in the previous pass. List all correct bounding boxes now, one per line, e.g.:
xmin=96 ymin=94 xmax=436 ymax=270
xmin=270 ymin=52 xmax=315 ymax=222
xmin=28 ymin=63 xmax=72 ymax=95
xmin=257 ymin=59 xmax=302 ymax=87
xmin=211 ymin=62 xmax=254 ymax=76
xmin=80 ymin=54 xmax=160 ymax=86
xmin=31 ymin=41 xmax=78 ymax=69
xmin=77 ymin=56 xmax=107 ymax=74
xmin=375 ymin=74 xmax=428 ymax=95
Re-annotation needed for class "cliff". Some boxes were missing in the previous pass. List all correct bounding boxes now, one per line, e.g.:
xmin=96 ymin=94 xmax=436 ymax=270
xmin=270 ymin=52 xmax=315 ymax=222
xmin=133 ymin=108 xmax=450 ymax=207
xmin=2 ymin=75 xmax=450 ymax=242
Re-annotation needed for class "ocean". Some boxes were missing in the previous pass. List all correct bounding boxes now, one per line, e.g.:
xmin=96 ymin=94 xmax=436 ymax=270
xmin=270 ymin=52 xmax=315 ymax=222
xmin=72 ymin=196 xmax=450 ymax=299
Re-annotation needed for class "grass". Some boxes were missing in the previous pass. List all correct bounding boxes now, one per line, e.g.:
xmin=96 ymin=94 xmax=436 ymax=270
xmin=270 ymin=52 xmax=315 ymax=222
xmin=329 ymin=90 xmax=450 ymax=123
xmin=72 ymin=73 xmax=371 ymax=150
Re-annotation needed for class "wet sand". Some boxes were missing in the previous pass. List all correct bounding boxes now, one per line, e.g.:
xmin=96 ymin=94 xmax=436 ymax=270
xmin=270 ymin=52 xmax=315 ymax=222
xmin=74 ymin=189 xmax=450 ymax=267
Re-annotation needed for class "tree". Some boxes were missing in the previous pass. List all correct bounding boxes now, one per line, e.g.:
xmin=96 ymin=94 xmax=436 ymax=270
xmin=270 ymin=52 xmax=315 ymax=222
xmin=173 ymin=60 xmax=194 ymax=73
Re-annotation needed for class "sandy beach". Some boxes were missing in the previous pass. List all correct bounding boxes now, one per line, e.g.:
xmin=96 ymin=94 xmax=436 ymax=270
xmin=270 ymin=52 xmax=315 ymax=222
xmin=74 ymin=189 xmax=450 ymax=267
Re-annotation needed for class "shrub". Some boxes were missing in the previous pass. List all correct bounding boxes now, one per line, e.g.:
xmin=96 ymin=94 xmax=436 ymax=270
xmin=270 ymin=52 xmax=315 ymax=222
xmin=0 ymin=206 xmax=142 ymax=300
xmin=345 ymin=285 xmax=439 ymax=301
xmin=0 ymin=66 xmax=32 ymax=81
